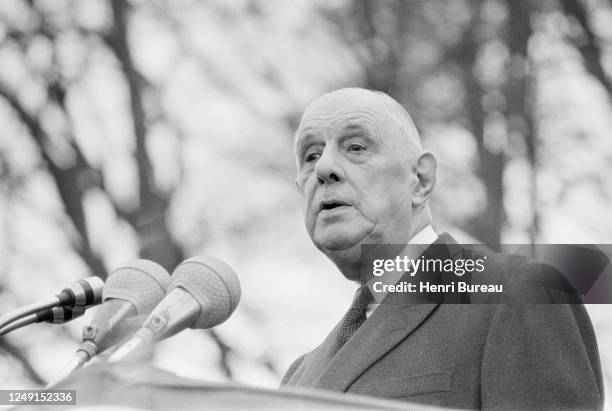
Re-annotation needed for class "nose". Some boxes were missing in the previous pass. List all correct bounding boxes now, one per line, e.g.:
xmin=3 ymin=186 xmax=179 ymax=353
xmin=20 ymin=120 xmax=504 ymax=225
xmin=315 ymin=147 xmax=345 ymax=185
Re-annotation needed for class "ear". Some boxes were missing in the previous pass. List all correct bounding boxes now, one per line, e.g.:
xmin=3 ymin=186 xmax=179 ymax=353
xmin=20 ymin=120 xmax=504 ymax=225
xmin=412 ymin=152 xmax=436 ymax=206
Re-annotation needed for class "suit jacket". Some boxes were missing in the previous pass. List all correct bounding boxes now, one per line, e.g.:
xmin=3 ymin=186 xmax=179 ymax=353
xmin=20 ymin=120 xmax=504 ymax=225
xmin=281 ymin=234 xmax=604 ymax=410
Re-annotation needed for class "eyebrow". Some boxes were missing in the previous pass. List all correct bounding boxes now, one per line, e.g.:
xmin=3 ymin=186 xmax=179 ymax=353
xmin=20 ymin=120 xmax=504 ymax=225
xmin=339 ymin=123 xmax=375 ymax=142
xmin=294 ymin=122 xmax=373 ymax=152
xmin=342 ymin=122 xmax=368 ymax=132
xmin=338 ymin=121 xmax=376 ymax=139
xmin=294 ymin=131 xmax=315 ymax=156
xmin=296 ymin=123 xmax=323 ymax=140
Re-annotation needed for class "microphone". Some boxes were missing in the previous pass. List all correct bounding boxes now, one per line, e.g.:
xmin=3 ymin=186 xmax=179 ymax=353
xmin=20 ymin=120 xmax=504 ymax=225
xmin=0 ymin=276 xmax=104 ymax=330
xmin=46 ymin=260 xmax=171 ymax=388
xmin=108 ymin=256 xmax=241 ymax=363
xmin=76 ymin=259 xmax=172 ymax=362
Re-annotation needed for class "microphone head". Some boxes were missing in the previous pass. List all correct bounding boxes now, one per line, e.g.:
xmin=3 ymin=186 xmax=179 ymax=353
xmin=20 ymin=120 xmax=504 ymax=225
xmin=170 ymin=256 xmax=241 ymax=329
xmin=103 ymin=259 xmax=172 ymax=315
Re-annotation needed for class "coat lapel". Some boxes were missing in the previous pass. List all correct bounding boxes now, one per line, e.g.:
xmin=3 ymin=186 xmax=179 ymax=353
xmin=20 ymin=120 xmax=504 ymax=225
xmin=293 ymin=233 xmax=458 ymax=391
xmin=313 ymin=301 xmax=438 ymax=392
xmin=287 ymin=320 xmax=343 ymax=386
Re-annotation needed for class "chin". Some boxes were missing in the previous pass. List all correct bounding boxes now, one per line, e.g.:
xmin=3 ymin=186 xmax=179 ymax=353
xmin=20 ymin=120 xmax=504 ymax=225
xmin=311 ymin=221 xmax=375 ymax=281
xmin=325 ymin=248 xmax=364 ymax=282
xmin=313 ymin=221 xmax=373 ymax=250
xmin=314 ymin=232 xmax=360 ymax=251
xmin=314 ymin=236 xmax=367 ymax=282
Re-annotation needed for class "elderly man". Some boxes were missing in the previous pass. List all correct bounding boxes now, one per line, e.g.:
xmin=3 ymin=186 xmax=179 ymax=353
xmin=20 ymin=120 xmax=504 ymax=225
xmin=281 ymin=88 xmax=603 ymax=410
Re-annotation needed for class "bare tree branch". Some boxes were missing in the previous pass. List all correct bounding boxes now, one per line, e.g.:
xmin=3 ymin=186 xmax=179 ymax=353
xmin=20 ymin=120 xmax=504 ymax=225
xmin=107 ymin=0 xmax=155 ymax=203
xmin=2 ymin=5 xmax=138 ymax=277
xmin=558 ymin=0 xmax=612 ymax=97
xmin=105 ymin=0 xmax=183 ymax=272
xmin=0 ymin=84 xmax=107 ymax=277
xmin=507 ymin=1 xmax=539 ymax=250
xmin=207 ymin=330 xmax=233 ymax=379
xmin=452 ymin=2 xmax=505 ymax=250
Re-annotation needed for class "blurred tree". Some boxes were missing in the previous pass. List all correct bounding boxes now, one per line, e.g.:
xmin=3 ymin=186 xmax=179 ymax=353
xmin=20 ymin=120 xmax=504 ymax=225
xmin=505 ymin=1 xmax=536 ymax=248
xmin=558 ymin=0 xmax=612 ymax=96
xmin=104 ymin=0 xmax=183 ymax=269
xmin=321 ymin=0 xmax=509 ymax=249
xmin=455 ymin=0 xmax=506 ymax=251
xmin=319 ymin=0 xmax=612 ymax=250
xmin=0 ymin=0 xmax=238 ymax=385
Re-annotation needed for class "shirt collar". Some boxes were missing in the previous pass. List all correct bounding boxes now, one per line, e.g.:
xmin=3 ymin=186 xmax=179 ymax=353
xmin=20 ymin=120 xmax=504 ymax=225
xmin=409 ymin=224 xmax=438 ymax=246
xmin=364 ymin=224 xmax=438 ymax=308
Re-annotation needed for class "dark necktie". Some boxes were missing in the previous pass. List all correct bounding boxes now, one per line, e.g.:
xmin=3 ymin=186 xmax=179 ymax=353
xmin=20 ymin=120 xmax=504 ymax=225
xmin=335 ymin=285 xmax=373 ymax=352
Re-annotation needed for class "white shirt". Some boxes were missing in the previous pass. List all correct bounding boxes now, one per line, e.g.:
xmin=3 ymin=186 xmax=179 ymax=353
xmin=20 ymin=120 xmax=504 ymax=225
xmin=364 ymin=225 xmax=438 ymax=318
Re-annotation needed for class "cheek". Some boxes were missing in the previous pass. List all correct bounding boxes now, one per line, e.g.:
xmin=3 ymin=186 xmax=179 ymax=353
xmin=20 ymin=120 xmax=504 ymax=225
xmin=360 ymin=163 xmax=411 ymax=212
xmin=304 ymin=202 xmax=315 ymax=229
xmin=300 ymin=179 xmax=317 ymax=226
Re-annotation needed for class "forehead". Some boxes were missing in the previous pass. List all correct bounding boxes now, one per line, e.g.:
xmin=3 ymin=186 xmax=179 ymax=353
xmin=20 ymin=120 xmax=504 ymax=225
xmin=295 ymin=93 xmax=391 ymax=142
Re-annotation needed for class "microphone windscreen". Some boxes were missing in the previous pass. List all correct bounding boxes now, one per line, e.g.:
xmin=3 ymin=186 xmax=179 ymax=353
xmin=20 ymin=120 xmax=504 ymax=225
xmin=103 ymin=259 xmax=171 ymax=314
xmin=170 ymin=256 xmax=241 ymax=329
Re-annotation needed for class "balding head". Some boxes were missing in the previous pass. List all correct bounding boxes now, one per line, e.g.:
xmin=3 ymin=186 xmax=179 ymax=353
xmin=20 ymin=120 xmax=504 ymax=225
xmin=295 ymin=88 xmax=423 ymax=164
xmin=294 ymin=87 xmax=436 ymax=281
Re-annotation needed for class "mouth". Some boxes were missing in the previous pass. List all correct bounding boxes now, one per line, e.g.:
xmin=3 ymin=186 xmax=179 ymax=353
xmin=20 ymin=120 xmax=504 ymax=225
xmin=318 ymin=200 xmax=351 ymax=212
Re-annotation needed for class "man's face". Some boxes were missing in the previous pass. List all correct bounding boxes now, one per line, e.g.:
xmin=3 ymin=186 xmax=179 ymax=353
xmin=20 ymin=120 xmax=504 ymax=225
xmin=295 ymin=93 xmax=417 ymax=266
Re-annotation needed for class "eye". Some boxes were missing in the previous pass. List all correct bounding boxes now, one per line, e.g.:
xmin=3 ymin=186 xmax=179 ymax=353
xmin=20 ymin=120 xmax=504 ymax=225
xmin=305 ymin=152 xmax=321 ymax=163
xmin=347 ymin=144 xmax=366 ymax=153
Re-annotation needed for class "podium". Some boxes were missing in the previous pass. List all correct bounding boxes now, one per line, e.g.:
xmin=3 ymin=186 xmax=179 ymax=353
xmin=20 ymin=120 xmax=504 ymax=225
xmin=21 ymin=362 xmax=431 ymax=410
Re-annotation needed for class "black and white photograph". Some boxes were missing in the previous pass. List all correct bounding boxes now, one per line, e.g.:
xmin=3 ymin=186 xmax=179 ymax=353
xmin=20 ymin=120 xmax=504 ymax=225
xmin=0 ymin=0 xmax=610 ymax=410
